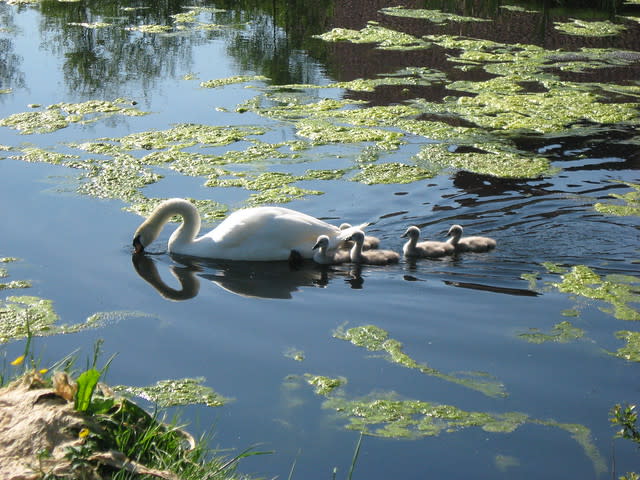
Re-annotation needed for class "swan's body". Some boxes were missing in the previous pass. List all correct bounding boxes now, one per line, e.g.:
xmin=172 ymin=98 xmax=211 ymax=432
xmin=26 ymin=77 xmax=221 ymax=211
xmin=133 ymin=198 xmax=365 ymax=261
xmin=340 ymin=223 xmax=380 ymax=250
xmin=446 ymin=224 xmax=496 ymax=253
xmin=402 ymin=226 xmax=454 ymax=258
xmin=348 ymin=230 xmax=399 ymax=265
xmin=312 ymin=235 xmax=350 ymax=265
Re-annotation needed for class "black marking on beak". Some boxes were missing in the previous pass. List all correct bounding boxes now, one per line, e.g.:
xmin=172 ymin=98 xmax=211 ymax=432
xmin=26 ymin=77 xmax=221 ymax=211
xmin=133 ymin=235 xmax=145 ymax=254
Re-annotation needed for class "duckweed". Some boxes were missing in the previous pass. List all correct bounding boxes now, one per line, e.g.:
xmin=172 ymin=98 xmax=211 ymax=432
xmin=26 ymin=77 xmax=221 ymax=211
xmin=553 ymin=266 xmax=640 ymax=321
xmin=11 ymin=147 xmax=80 ymax=165
xmin=296 ymin=120 xmax=404 ymax=149
xmin=518 ymin=321 xmax=585 ymax=344
xmin=415 ymin=143 xmax=551 ymax=179
xmin=381 ymin=6 xmax=491 ymax=24
xmin=0 ymin=99 xmax=147 ymax=134
xmin=614 ymin=331 xmax=640 ymax=362
xmin=304 ymin=374 xmax=346 ymax=396
xmin=115 ymin=378 xmax=229 ymax=407
xmin=351 ymin=162 xmax=435 ymax=185
xmin=200 ymin=75 xmax=269 ymax=88
xmin=313 ymin=22 xmax=428 ymax=50
xmin=334 ymin=325 xmax=506 ymax=397
xmin=554 ymin=19 xmax=627 ymax=36
xmin=127 ymin=24 xmax=173 ymax=33
xmin=594 ymin=182 xmax=640 ymax=216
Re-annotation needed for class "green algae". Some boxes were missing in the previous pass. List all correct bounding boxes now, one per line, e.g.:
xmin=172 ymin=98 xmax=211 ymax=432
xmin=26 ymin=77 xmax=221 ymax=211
xmin=334 ymin=324 xmax=506 ymax=398
xmin=284 ymin=348 xmax=305 ymax=362
xmin=553 ymin=265 xmax=640 ymax=321
xmin=11 ymin=147 xmax=80 ymax=165
xmin=127 ymin=24 xmax=173 ymax=33
xmin=0 ymin=89 xmax=11 ymax=94
xmin=328 ymin=69 xmax=446 ymax=92
xmin=414 ymin=143 xmax=552 ymax=179
xmin=78 ymin=155 xmax=162 ymax=202
xmin=296 ymin=120 xmax=404 ymax=149
xmin=0 ymin=280 xmax=31 ymax=290
xmin=381 ymin=6 xmax=491 ymax=24
xmin=518 ymin=321 xmax=585 ymax=344
xmin=68 ymin=22 xmax=112 ymax=29
xmin=351 ymin=162 xmax=435 ymax=185
xmin=313 ymin=22 xmax=428 ymax=50
xmin=554 ymin=19 xmax=626 ymax=37
xmin=200 ymin=75 xmax=269 ymax=88
xmin=0 ymin=99 xmax=147 ymax=134
xmin=495 ymin=455 xmax=520 ymax=472
xmin=594 ymin=182 xmax=640 ymax=217
xmin=114 ymin=378 xmax=229 ymax=408
xmin=304 ymin=374 xmax=346 ymax=396
xmin=614 ymin=331 xmax=640 ymax=362
xmin=114 ymin=124 xmax=265 ymax=150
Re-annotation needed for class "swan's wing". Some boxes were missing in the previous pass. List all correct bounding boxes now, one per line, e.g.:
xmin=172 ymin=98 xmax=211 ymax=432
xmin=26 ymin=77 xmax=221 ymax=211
xmin=206 ymin=206 xmax=339 ymax=249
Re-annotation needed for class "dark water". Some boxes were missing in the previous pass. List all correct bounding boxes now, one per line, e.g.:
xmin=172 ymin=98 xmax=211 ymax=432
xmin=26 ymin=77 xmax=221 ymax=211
xmin=1 ymin=1 xmax=640 ymax=479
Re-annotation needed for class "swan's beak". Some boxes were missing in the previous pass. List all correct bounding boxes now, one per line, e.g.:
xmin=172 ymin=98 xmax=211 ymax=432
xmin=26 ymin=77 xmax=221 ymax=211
xmin=133 ymin=235 xmax=145 ymax=254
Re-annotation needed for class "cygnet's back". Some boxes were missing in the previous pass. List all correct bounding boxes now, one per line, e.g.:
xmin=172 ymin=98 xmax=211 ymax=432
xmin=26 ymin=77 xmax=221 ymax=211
xmin=312 ymin=235 xmax=350 ymax=265
xmin=446 ymin=224 xmax=496 ymax=252
xmin=340 ymin=223 xmax=380 ymax=250
xmin=348 ymin=230 xmax=399 ymax=265
xmin=402 ymin=226 xmax=454 ymax=258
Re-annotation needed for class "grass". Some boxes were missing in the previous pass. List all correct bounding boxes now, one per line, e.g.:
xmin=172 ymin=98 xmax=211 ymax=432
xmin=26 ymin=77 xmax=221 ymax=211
xmin=0 ymin=336 xmax=262 ymax=480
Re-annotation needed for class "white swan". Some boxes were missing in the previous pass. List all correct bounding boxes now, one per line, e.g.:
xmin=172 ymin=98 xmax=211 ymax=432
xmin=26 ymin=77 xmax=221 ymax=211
xmin=132 ymin=198 xmax=366 ymax=261
xmin=402 ymin=226 xmax=454 ymax=258
xmin=347 ymin=230 xmax=399 ymax=265
xmin=312 ymin=235 xmax=350 ymax=265
xmin=339 ymin=223 xmax=380 ymax=250
xmin=446 ymin=224 xmax=497 ymax=253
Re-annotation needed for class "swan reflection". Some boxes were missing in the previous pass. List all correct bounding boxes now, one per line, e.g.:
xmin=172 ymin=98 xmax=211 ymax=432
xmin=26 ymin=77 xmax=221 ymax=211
xmin=132 ymin=253 xmax=352 ymax=300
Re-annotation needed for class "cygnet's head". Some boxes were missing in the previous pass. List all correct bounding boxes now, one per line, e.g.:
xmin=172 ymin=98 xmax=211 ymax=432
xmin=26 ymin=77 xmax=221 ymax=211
xmin=313 ymin=235 xmax=330 ymax=251
xmin=339 ymin=223 xmax=352 ymax=230
xmin=447 ymin=224 xmax=463 ymax=237
xmin=347 ymin=230 xmax=365 ymax=244
xmin=401 ymin=226 xmax=421 ymax=239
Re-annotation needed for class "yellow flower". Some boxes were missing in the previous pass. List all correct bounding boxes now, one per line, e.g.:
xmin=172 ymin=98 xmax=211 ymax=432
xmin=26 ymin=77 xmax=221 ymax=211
xmin=39 ymin=368 xmax=49 ymax=374
xmin=78 ymin=428 xmax=90 ymax=439
xmin=10 ymin=355 xmax=25 ymax=366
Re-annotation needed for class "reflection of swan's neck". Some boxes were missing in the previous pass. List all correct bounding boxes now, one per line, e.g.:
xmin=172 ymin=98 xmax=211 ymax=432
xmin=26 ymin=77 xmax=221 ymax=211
xmin=132 ymin=254 xmax=200 ymax=301
xmin=137 ymin=199 xmax=202 ymax=250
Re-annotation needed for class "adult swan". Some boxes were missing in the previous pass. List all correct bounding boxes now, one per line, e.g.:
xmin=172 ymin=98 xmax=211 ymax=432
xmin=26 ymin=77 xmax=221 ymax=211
xmin=132 ymin=198 xmax=366 ymax=261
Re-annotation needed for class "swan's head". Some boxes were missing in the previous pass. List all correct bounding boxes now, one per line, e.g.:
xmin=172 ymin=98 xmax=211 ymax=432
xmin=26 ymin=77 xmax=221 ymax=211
xmin=133 ymin=221 xmax=161 ymax=254
xmin=447 ymin=224 xmax=463 ymax=237
xmin=401 ymin=226 xmax=420 ymax=239
xmin=313 ymin=235 xmax=330 ymax=251
xmin=346 ymin=230 xmax=365 ymax=244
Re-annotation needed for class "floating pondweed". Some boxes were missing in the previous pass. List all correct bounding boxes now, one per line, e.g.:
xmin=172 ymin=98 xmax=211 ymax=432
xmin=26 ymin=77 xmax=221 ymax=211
xmin=313 ymin=22 xmax=428 ymax=50
xmin=114 ymin=377 xmax=230 ymax=408
xmin=594 ymin=182 xmax=640 ymax=217
xmin=554 ymin=19 xmax=627 ymax=37
xmin=200 ymin=75 xmax=269 ymax=88
xmin=381 ymin=6 xmax=491 ymax=24
xmin=0 ymin=99 xmax=147 ymax=134
xmin=304 ymin=374 xmax=346 ymax=396
xmin=334 ymin=324 xmax=506 ymax=397
xmin=518 ymin=321 xmax=585 ymax=344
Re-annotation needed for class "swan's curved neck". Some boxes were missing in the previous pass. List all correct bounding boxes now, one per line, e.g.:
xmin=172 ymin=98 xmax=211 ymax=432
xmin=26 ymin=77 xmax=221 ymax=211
xmin=350 ymin=237 xmax=364 ymax=262
xmin=447 ymin=229 xmax=462 ymax=245
xmin=137 ymin=199 xmax=201 ymax=248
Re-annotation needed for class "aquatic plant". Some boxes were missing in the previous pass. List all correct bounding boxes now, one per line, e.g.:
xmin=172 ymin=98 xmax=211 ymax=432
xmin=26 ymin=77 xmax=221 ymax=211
xmin=114 ymin=377 xmax=230 ymax=408
xmin=554 ymin=19 xmax=627 ymax=36
xmin=594 ymin=182 xmax=640 ymax=216
xmin=334 ymin=324 xmax=506 ymax=397
xmin=518 ymin=321 xmax=585 ymax=344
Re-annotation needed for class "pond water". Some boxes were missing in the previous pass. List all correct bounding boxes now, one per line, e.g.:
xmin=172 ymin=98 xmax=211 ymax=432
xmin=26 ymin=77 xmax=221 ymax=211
xmin=1 ymin=0 xmax=640 ymax=479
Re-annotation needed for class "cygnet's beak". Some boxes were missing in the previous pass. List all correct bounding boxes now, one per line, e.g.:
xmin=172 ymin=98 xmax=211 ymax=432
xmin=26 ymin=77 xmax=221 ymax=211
xmin=401 ymin=230 xmax=409 ymax=238
xmin=133 ymin=235 xmax=145 ymax=254
xmin=312 ymin=241 xmax=321 ymax=250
